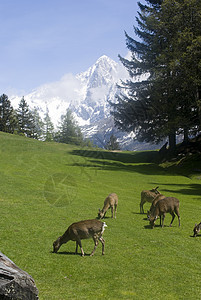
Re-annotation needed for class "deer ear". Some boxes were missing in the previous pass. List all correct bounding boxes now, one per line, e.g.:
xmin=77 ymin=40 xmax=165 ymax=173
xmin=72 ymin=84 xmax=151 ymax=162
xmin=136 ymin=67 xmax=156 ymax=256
xmin=195 ymin=223 xmax=197 ymax=227
xmin=99 ymin=208 xmax=101 ymax=212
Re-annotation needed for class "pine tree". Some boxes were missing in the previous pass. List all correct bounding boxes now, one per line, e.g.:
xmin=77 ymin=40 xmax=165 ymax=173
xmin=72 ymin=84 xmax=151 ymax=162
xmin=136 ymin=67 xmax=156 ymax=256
xmin=56 ymin=109 xmax=84 ymax=145
xmin=112 ymin=0 xmax=176 ymax=149
xmin=112 ymin=0 xmax=201 ymax=151
xmin=31 ymin=108 xmax=44 ymax=140
xmin=0 ymin=94 xmax=18 ymax=133
xmin=43 ymin=108 xmax=54 ymax=141
xmin=16 ymin=97 xmax=36 ymax=138
xmin=105 ymin=135 xmax=120 ymax=150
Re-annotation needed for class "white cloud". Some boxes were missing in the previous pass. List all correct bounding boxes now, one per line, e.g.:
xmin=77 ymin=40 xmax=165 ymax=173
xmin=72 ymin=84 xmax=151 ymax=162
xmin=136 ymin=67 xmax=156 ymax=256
xmin=32 ymin=73 xmax=83 ymax=103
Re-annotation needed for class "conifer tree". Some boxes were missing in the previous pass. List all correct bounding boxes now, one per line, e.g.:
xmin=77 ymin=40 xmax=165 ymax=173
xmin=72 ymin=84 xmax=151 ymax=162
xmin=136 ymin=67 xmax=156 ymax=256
xmin=112 ymin=0 xmax=201 ymax=151
xmin=0 ymin=94 xmax=18 ymax=133
xmin=56 ymin=109 xmax=84 ymax=145
xmin=105 ymin=134 xmax=120 ymax=150
xmin=16 ymin=97 xmax=36 ymax=138
xmin=43 ymin=108 xmax=54 ymax=141
xmin=31 ymin=108 xmax=44 ymax=140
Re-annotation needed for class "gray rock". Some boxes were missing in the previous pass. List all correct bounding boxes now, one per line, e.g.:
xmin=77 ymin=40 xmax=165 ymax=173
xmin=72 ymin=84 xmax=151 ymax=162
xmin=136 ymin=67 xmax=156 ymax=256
xmin=0 ymin=252 xmax=39 ymax=300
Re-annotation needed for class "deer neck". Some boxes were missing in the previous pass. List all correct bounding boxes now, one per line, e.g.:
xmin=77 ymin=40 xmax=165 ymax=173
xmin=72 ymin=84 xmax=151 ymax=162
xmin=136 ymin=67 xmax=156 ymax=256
xmin=60 ymin=231 xmax=71 ymax=244
xmin=102 ymin=203 xmax=110 ymax=213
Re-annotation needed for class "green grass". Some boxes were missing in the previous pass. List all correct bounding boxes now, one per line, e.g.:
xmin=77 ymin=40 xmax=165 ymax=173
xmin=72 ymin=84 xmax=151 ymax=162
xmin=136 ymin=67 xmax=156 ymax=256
xmin=0 ymin=131 xmax=201 ymax=299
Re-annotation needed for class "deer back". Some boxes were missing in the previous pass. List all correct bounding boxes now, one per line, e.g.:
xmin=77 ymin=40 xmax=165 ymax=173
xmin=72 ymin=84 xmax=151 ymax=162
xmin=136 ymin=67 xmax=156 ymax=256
xmin=68 ymin=219 xmax=104 ymax=240
xmin=104 ymin=193 xmax=118 ymax=207
xmin=152 ymin=197 xmax=179 ymax=217
xmin=141 ymin=187 xmax=160 ymax=203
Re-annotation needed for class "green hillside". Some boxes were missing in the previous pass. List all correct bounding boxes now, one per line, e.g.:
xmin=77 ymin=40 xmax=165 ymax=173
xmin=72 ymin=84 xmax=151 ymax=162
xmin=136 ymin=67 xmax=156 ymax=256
xmin=0 ymin=131 xmax=201 ymax=299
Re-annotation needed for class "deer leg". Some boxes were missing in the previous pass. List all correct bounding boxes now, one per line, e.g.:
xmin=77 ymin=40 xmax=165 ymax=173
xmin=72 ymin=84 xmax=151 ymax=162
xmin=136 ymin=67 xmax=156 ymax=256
xmin=178 ymin=215 xmax=181 ymax=227
xmin=75 ymin=241 xmax=79 ymax=254
xmin=111 ymin=206 xmax=114 ymax=218
xmin=76 ymin=238 xmax=85 ymax=256
xmin=161 ymin=214 xmax=165 ymax=227
xmin=90 ymin=237 xmax=99 ymax=256
xmin=99 ymin=237 xmax=105 ymax=255
xmin=169 ymin=212 xmax=175 ymax=227
xmin=114 ymin=204 xmax=117 ymax=218
xmin=175 ymin=208 xmax=181 ymax=227
xmin=140 ymin=202 xmax=144 ymax=214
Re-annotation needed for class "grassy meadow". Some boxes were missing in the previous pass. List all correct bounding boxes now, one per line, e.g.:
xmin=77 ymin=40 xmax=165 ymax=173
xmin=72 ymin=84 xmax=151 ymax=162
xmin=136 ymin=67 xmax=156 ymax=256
xmin=0 ymin=131 xmax=201 ymax=299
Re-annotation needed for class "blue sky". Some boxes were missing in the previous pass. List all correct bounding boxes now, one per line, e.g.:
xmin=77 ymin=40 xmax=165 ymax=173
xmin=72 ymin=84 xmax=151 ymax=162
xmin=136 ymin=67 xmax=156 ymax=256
xmin=0 ymin=0 xmax=142 ymax=95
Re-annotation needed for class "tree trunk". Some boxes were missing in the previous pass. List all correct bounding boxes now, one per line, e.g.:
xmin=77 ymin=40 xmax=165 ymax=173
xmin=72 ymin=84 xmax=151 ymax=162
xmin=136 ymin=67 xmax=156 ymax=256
xmin=183 ymin=127 xmax=189 ymax=143
xmin=168 ymin=131 xmax=176 ymax=153
xmin=196 ymin=87 xmax=201 ymax=131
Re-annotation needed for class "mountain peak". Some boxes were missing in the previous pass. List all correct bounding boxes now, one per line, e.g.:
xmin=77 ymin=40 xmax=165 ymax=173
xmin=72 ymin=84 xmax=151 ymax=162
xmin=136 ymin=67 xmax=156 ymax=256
xmin=96 ymin=55 xmax=116 ymax=63
xmin=95 ymin=55 xmax=117 ymax=70
xmin=77 ymin=55 xmax=119 ymax=89
xmin=11 ymin=54 xmax=129 ymax=132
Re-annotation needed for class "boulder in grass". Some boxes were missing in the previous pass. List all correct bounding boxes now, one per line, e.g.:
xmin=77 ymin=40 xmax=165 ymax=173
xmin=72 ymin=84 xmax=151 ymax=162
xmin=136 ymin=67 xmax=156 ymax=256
xmin=0 ymin=252 xmax=39 ymax=300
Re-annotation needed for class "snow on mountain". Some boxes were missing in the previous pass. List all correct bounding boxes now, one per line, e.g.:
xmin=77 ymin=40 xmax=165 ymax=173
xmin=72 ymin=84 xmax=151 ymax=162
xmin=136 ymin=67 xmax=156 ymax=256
xmin=11 ymin=72 xmax=84 ymax=126
xmin=10 ymin=55 xmax=161 ymax=150
xmin=70 ymin=55 xmax=128 ymax=127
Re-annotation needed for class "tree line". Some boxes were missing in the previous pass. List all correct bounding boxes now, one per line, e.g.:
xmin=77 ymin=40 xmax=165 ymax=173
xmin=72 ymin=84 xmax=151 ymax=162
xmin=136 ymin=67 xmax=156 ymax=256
xmin=0 ymin=94 xmax=90 ymax=146
xmin=111 ymin=0 xmax=201 ymax=152
xmin=0 ymin=94 xmax=120 ymax=150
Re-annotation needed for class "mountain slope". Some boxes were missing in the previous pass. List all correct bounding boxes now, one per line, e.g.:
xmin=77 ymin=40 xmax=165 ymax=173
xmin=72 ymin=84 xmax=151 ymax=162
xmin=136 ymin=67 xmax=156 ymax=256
xmin=10 ymin=55 xmax=162 ymax=150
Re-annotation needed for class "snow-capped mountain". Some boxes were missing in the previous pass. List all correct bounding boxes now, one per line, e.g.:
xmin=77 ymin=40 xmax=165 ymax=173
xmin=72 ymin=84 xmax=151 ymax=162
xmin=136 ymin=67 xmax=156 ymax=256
xmin=10 ymin=55 xmax=161 ymax=150
xmin=70 ymin=55 xmax=128 ymax=125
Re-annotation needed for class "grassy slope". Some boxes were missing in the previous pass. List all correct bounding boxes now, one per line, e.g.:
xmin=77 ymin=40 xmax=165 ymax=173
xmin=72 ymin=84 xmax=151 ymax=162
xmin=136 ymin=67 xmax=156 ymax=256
xmin=0 ymin=131 xmax=201 ymax=299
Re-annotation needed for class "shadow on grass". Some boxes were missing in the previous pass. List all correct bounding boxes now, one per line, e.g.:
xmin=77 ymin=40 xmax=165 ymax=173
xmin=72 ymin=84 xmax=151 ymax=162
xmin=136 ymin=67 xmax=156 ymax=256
xmin=52 ymin=251 xmax=91 ymax=256
xmin=71 ymin=160 xmax=165 ymax=175
xmin=154 ymin=183 xmax=201 ymax=198
xmin=132 ymin=212 xmax=148 ymax=220
xmin=71 ymin=149 xmax=159 ymax=164
xmin=70 ymin=149 xmax=201 ymax=197
xmin=144 ymin=224 xmax=155 ymax=229
xmin=70 ymin=149 xmax=167 ymax=176
xmin=144 ymin=224 xmax=175 ymax=229
xmin=189 ymin=235 xmax=201 ymax=238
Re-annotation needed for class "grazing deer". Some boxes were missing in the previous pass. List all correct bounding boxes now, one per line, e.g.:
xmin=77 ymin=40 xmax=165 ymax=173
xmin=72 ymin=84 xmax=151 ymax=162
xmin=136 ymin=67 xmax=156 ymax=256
xmin=193 ymin=222 xmax=201 ymax=237
xmin=147 ymin=194 xmax=166 ymax=220
xmin=149 ymin=197 xmax=180 ymax=228
xmin=140 ymin=186 xmax=160 ymax=214
xmin=53 ymin=219 xmax=107 ymax=256
xmin=98 ymin=193 xmax=118 ymax=219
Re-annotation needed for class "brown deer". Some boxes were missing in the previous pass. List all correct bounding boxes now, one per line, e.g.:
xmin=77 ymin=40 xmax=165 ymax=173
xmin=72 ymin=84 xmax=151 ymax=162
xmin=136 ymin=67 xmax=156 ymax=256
xmin=147 ymin=194 xmax=166 ymax=220
xmin=98 ymin=193 xmax=118 ymax=219
xmin=149 ymin=197 xmax=180 ymax=228
xmin=140 ymin=186 xmax=160 ymax=214
xmin=193 ymin=222 xmax=201 ymax=237
xmin=53 ymin=219 xmax=107 ymax=256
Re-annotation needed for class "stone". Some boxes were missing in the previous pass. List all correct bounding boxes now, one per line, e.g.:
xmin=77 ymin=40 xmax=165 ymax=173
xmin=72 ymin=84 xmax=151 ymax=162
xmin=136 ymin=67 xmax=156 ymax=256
xmin=0 ymin=252 xmax=39 ymax=300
